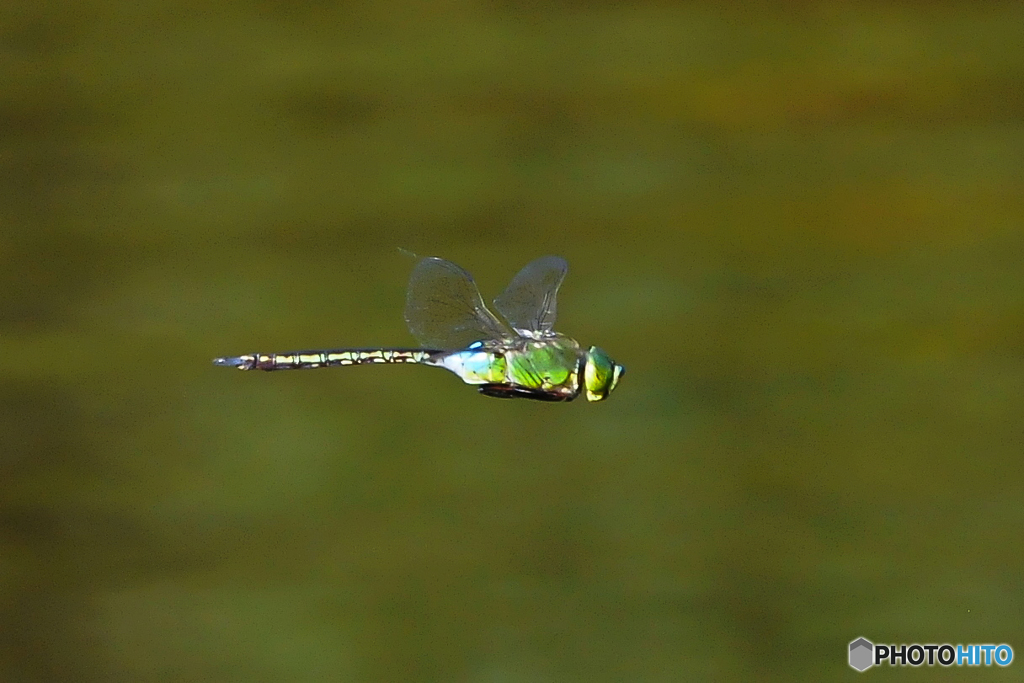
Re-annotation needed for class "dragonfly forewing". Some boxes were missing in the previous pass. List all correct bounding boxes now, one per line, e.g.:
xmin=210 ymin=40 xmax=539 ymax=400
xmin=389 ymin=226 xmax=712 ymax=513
xmin=404 ymin=257 xmax=513 ymax=349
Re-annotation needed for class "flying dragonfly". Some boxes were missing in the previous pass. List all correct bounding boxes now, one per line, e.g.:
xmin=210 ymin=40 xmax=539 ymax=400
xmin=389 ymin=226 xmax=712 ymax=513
xmin=213 ymin=256 xmax=624 ymax=402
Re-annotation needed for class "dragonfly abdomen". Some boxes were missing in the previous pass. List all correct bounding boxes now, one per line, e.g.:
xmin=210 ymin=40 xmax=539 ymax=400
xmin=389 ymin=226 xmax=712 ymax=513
xmin=213 ymin=348 xmax=440 ymax=371
xmin=435 ymin=347 xmax=508 ymax=384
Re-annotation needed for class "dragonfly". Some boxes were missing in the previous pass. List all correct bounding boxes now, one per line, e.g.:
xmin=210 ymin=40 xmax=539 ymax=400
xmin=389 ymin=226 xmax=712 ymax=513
xmin=213 ymin=255 xmax=624 ymax=402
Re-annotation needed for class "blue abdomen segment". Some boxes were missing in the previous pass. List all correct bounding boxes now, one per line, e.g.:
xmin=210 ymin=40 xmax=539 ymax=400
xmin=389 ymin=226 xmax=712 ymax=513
xmin=436 ymin=345 xmax=507 ymax=384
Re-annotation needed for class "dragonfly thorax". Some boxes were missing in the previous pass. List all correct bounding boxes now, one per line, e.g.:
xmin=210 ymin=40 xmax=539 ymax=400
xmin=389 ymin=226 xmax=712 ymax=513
xmin=433 ymin=335 xmax=588 ymax=400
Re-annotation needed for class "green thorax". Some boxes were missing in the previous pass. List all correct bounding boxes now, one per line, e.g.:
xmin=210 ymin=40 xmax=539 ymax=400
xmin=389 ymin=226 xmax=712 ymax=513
xmin=435 ymin=334 xmax=584 ymax=400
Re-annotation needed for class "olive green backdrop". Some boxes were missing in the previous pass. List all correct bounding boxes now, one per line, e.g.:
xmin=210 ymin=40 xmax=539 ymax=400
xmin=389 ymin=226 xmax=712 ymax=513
xmin=1 ymin=1 xmax=1022 ymax=681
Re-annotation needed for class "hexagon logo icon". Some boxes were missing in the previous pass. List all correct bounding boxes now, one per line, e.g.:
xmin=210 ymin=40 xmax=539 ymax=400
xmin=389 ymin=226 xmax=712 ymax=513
xmin=849 ymin=637 xmax=874 ymax=671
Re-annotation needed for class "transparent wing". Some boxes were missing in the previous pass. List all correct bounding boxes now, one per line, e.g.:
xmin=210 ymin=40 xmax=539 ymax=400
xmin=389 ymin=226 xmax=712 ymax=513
xmin=404 ymin=257 xmax=514 ymax=349
xmin=492 ymin=255 xmax=568 ymax=334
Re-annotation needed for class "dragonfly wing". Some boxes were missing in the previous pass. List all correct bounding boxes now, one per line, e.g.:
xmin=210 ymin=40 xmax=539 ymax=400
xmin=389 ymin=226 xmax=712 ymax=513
xmin=404 ymin=257 xmax=513 ymax=349
xmin=492 ymin=255 xmax=568 ymax=335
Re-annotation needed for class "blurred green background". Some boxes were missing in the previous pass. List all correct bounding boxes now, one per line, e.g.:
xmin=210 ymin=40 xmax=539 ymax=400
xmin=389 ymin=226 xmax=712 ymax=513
xmin=1 ymin=1 xmax=1022 ymax=681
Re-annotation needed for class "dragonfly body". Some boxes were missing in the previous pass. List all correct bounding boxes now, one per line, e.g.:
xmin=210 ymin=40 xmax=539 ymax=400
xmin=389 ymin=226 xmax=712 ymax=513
xmin=214 ymin=256 xmax=623 ymax=402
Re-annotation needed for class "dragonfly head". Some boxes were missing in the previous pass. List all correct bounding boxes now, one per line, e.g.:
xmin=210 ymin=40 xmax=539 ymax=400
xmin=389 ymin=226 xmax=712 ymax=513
xmin=583 ymin=346 xmax=625 ymax=402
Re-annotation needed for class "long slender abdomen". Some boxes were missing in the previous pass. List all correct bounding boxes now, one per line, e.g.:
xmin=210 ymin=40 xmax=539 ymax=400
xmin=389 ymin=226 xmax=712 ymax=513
xmin=212 ymin=348 xmax=440 ymax=371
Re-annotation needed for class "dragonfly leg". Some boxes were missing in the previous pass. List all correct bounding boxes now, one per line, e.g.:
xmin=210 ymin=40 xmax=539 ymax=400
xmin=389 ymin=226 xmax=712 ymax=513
xmin=477 ymin=384 xmax=575 ymax=402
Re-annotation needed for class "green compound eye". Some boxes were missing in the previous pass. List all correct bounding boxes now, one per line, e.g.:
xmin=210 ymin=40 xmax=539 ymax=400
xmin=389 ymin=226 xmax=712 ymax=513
xmin=584 ymin=346 xmax=625 ymax=402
